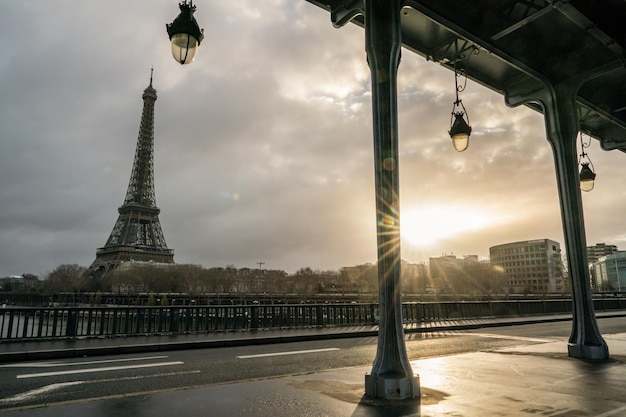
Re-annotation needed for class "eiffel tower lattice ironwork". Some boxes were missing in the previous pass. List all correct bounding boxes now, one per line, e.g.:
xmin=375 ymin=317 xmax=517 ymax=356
xmin=88 ymin=71 xmax=174 ymax=276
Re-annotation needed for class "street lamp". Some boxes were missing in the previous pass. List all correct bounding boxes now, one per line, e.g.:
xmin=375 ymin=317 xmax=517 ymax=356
xmin=579 ymin=163 xmax=596 ymax=192
xmin=448 ymin=58 xmax=473 ymax=152
xmin=578 ymin=132 xmax=596 ymax=192
xmin=449 ymin=112 xmax=472 ymax=152
xmin=166 ymin=1 xmax=204 ymax=65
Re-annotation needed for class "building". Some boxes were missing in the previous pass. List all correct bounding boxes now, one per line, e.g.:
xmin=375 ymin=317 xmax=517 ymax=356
xmin=401 ymin=261 xmax=429 ymax=294
xmin=489 ymin=239 xmax=565 ymax=294
xmin=428 ymin=255 xmax=483 ymax=293
xmin=0 ymin=275 xmax=41 ymax=292
xmin=87 ymin=72 xmax=174 ymax=277
xmin=587 ymin=243 xmax=618 ymax=264
xmin=593 ymin=252 xmax=626 ymax=293
xmin=429 ymin=255 xmax=463 ymax=279
xmin=587 ymin=243 xmax=619 ymax=290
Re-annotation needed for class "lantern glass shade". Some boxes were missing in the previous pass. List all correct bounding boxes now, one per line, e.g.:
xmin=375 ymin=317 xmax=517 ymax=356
xmin=579 ymin=163 xmax=596 ymax=192
xmin=171 ymin=33 xmax=199 ymax=65
xmin=452 ymin=133 xmax=469 ymax=152
xmin=580 ymin=178 xmax=595 ymax=192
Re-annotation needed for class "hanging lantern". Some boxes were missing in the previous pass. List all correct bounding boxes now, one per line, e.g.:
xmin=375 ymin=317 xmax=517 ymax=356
xmin=166 ymin=1 xmax=204 ymax=65
xmin=579 ymin=162 xmax=596 ymax=192
xmin=449 ymin=111 xmax=472 ymax=152
xmin=578 ymin=132 xmax=597 ymax=192
xmin=447 ymin=57 xmax=474 ymax=152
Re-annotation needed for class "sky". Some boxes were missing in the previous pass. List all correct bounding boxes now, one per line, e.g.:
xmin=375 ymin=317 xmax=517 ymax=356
xmin=1 ymin=1 xmax=625 ymax=278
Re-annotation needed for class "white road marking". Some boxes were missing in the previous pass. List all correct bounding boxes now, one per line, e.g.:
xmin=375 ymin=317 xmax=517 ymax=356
xmin=16 ymin=361 xmax=184 ymax=379
xmin=457 ymin=332 xmax=557 ymax=343
xmin=0 ymin=382 xmax=83 ymax=405
xmin=237 ymin=348 xmax=339 ymax=359
xmin=593 ymin=405 xmax=626 ymax=417
xmin=90 ymin=369 xmax=201 ymax=383
xmin=1 ymin=355 xmax=170 ymax=368
xmin=1 ymin=370 xmax=202 ymax=405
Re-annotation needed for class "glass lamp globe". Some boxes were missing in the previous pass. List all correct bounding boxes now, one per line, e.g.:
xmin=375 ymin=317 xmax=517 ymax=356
xmin=452 ymin=133 xmax=469 ymax=152
xmin=170 ymin=33 xmax=200 ymax=65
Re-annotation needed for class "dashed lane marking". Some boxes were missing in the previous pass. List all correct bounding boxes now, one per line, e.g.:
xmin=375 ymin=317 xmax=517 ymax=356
xmin=237 ymin=348 xmax=340 ymax=359
xmin=457 ymin=332 xmax=558 ymax=343
xmin=16 ymin=361 xmax=184 ymax=379
xmin=1 ymin=355 xmax=170 ymax=368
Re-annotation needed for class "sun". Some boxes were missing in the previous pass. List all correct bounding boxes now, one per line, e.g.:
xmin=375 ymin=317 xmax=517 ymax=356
xmin=401 ymin=205 xmax=494 ymax=247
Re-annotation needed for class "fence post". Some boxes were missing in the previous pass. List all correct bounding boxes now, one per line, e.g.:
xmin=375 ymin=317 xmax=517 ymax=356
xmin=251 ymin=305 xmax=259 ymax=331
xmin=86 ymin=309 xmax=93 ymax=336
xmin=37 ymin=310 xmax=45 ymax=338
xmin=65 ymin=308 xmax=78 ymax=337
xmin=316 ymin=305 xmax=324 ymax=326
xmin=22 ymin=313 xmax=29 ymax=338
xmin=6 ymin=310 xmax=15 ymax=338
xmin=170 ymin=308 xmax=179 ymax=333
xmin=369 ymin=303 xmax=378 ymax=325
xmin=111 ymin=308 xmax=118 ymax=335
xmin=99 ymin=309 xmax=106 ymax=335
xmin=158 ymin=308 xmax=165 ymax=332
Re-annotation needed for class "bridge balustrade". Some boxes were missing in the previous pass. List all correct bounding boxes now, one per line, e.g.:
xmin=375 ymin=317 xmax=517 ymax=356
xmin=1 ymin=298 xmax=624 ymax=341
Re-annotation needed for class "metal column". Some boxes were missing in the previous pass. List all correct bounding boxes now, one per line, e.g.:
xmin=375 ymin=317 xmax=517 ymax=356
xmin=331 ymin=0 xmax=419 ymax=399
xmin=545 ymin=83 xmax=608 ymax=360
xmin=507 ymin=80 xmax=609 ymax=361
xmin=363 ymin=0 xmax=419 ymax=400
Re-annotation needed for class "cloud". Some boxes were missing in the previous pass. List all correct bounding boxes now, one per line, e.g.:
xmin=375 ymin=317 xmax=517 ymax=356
xmin=1 ymin=1 xmax=625 ymax=278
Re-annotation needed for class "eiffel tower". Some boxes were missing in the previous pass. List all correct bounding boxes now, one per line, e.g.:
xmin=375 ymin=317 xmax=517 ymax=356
xmin=88 ymin=70 xmax=174 ymax=276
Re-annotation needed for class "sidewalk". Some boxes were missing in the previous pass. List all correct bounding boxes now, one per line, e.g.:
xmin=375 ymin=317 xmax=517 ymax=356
xmin=2 ymin=312 xmax=625 ymax=363
xmin=1 ymin=329 xmax=625 ymax=416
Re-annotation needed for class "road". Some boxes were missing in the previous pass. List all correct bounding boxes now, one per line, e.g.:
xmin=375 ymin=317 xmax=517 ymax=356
xmin=0 ymin=317 xmax=624 ymax=412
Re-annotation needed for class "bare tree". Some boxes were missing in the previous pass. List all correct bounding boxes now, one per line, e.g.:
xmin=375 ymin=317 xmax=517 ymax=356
xmin=43 ymin=264 xmax=87 ymax=302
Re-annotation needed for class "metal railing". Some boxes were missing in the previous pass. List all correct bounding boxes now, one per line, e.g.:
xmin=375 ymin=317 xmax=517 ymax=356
xmin=2 ymin=298 xmax=625 ymax=341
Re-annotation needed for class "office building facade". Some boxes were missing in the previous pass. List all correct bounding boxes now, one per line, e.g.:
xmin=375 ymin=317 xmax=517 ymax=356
xmin=587 ymin=243 xmax=618 ymax=264
xmin=489 ymin=239 xmax=566 ymax=294
xmin=593 ymin=252 xmax=626 ymax=293
xmin=587 ymin=243 xmax=618 ymax=290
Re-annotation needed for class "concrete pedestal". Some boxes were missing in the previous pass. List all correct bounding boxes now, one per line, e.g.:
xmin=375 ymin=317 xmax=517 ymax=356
xmin=365 ymin=372 xmax=420 ymax=400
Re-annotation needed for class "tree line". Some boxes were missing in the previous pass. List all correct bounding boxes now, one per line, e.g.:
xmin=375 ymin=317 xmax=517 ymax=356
xmin=3 ymin=259 xmax=509 ymax=297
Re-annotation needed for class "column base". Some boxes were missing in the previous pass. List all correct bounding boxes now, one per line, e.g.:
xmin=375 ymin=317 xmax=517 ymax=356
xmin=568 ymin=342 xmax=609 ymax=361
xmin=365 ymin=372 xmax=420 ymax=400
